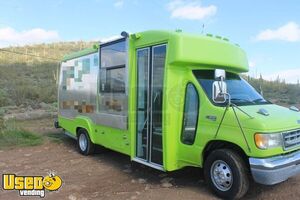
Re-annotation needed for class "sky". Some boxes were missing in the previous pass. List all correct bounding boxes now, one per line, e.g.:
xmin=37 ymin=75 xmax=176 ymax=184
xmin=0 ymin=0 xmax=300 ymax=83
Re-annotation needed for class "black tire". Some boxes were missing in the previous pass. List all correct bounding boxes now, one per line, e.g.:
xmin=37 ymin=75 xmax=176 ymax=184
xmin=77 ymin=129 xmax=95 ymax=155
xmin=204 ymin=149 xmax=249 ymax=199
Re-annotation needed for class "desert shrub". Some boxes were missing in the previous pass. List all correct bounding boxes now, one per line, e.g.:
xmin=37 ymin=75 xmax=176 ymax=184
xmin=0 ymin=62 xmax=57 ymax=107
xmin=0 ymin=120 xmax=43 ymax=149
xmin=245 ymin=75 xmax=300 ymax=105
xmin=0 ymin=119 xmax=4 ymax=132
xmin=0 ymin=89 xmax=9 ymax=107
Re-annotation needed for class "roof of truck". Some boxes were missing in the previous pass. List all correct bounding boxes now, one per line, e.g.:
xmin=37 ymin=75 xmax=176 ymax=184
xmin=62 ymin=45 xmax=98 ymax=62
xmin=62 ymin=30 xmax=249 ymax=73
xmin=133 ymin=30 xmax=249 ymax=73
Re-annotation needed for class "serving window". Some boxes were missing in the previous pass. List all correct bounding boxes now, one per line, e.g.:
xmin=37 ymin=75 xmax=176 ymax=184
xmin=99 ymin=39 xmax=128 ymax=116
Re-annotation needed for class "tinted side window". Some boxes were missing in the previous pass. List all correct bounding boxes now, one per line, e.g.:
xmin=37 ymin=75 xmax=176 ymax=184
xmin=181 ymin=83 xmax=199 ymax=145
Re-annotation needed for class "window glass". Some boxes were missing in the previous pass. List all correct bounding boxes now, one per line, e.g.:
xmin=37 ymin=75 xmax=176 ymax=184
xmin=100 ymin=40 xmax=126 ymax=68
xmin=136 ymin=48 xmax=149 ymax=160
xmin=100 ymin=67 xmax=125 ymax=93
xmin=150 ymin=45 xmax=166 ymax=165
xmin=151 ymin=45 xmax=166 ymax=132
xmin=181 ymin=83 xmax=199 ymax=145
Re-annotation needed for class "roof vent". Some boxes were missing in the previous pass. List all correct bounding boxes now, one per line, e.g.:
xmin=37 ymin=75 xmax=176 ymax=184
xmin=131 ymin=33 xmax=141 ymax=40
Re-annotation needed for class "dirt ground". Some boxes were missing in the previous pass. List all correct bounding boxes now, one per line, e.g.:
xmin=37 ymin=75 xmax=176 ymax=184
xmin=1 ymin=119 xmax=300 ymax=200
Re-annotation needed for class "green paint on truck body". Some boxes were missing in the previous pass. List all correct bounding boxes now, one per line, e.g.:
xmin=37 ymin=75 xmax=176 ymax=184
xmin=62 ymin=46 xmax=98 ymax=62
xmin=58 ymin=30 xmax=300 ymax=172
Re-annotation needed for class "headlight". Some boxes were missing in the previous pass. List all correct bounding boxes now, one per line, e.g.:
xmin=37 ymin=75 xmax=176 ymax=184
xmin=254 ymin=133 xmax=282 ymax=150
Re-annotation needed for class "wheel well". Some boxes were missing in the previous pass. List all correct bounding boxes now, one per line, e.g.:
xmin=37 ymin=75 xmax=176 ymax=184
xmin=76 ymin=127 xmax=85 ymax=137
xmin=203 ymin=140 xmax=250 ymax=169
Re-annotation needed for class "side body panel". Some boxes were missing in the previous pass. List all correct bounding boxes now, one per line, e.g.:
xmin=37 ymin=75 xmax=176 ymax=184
xmin=59 ymin=53 xmax=98 ymax=120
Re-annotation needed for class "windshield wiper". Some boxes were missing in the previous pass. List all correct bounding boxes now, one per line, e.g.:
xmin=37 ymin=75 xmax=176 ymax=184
xmin=230 ymin=98 xmax=255 ymax=104
xmin=252 ymin=98 xmax=271 ymax=104
xmin=252 ymin=98 xmax=264 ymax=102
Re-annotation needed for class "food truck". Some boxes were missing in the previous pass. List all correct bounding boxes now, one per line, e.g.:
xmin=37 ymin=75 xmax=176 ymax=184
xmin=56 ymin=30 xmax=300 ymax=199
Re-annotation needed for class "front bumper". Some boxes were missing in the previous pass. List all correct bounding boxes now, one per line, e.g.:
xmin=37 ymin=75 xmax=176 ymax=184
xmin=249 ymin=150 xmax=300 ymax=185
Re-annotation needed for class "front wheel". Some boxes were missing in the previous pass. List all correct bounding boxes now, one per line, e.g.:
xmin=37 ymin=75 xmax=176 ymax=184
xmin=77 ymin=129 xmax=95 ymax=155
xmin=204 ymin=149 xmax=249 ymax=199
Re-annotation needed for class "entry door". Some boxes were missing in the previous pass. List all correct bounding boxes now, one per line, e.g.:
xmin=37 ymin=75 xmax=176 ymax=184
xmin=136 ymin=44 xmax=166 ymax=166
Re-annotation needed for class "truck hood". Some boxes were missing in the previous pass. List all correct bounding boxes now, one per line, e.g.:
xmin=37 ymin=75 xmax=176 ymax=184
xmin=235 ymin=104 xmax=300 ymax=131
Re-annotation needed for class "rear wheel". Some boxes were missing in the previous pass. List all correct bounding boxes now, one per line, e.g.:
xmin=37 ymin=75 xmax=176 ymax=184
xmin=204 ymin=149 xmax=249 ymax=199
xmin=77 ymin=129 xmax=95 ymax=155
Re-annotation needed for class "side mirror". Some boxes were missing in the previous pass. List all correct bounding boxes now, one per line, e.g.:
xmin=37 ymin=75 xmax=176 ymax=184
xmin=214 ymin=69 xmax=226 ymax=80
xmin=212 ymin=81 xmax=227 ymax=103
xmin=212 ymin=69 xmax=227 ymax=104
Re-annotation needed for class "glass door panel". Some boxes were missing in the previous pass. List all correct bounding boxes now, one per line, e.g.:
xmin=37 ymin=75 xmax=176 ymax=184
xmin=136 ymin=48 xmax=149 ymax=160
xmin=136 ymin=44 xmax=166 ymax=166
xmin=150 ymin=45 xmax=166 ymax=165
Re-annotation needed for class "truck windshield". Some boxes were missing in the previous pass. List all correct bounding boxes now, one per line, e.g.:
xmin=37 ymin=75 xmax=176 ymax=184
xmin=193 ymin=70 xmax=271 ymax=106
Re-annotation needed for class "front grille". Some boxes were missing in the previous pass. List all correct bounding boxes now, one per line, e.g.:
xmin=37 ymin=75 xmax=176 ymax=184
xmin=283 ymin=129 xmax=300 ymax=150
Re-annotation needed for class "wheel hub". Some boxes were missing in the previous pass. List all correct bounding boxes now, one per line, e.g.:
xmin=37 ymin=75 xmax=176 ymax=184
xmin=79 ymin=134 xmax=88 ymax=151
xmin=210 ymin=160 xmax=233 ymax=191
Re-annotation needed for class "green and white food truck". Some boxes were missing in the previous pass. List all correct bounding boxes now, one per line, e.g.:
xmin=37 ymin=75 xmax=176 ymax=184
xmin=56 ymin=30 xmax=300 ymax=199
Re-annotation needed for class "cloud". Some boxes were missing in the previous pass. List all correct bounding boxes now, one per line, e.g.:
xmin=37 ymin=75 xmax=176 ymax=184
xmin=263 ymin=68 xmax=300 ymax=84
xmin=114 ymin=0 xmax=124 ymax=8
xmin=167 ymin=0 xmax=217 ymax=20
xmin=93 ymin=35 xmax=123 ymax=43
xmin=0 ymin=27 xmax=59 ymax=47
xmin=255 ymin=22 xmax=300 ymax=42
xmin=248 ymin=61 xmax=256 ymax=68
